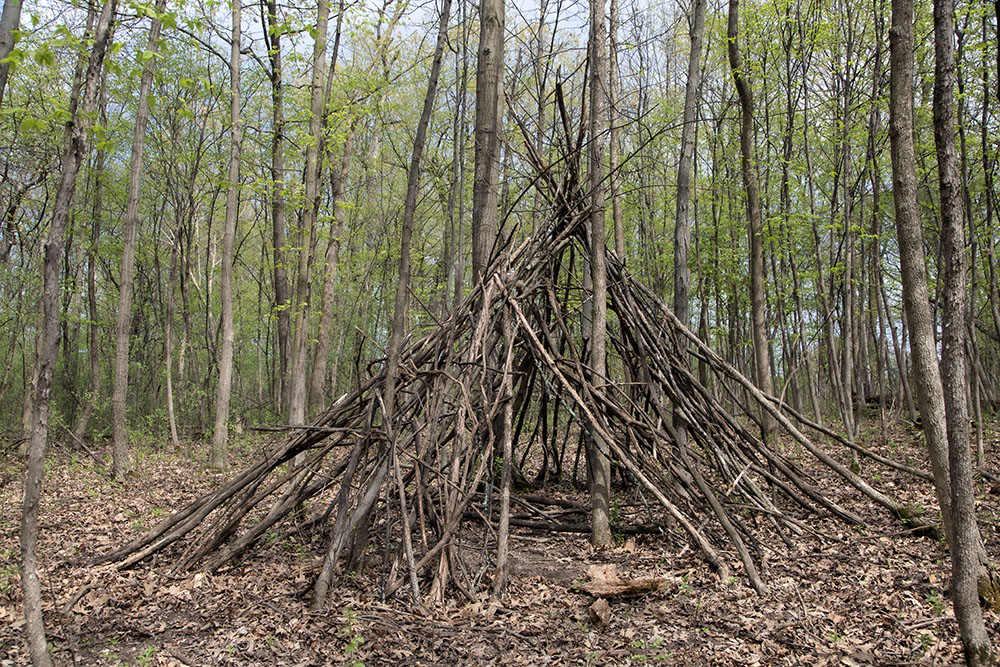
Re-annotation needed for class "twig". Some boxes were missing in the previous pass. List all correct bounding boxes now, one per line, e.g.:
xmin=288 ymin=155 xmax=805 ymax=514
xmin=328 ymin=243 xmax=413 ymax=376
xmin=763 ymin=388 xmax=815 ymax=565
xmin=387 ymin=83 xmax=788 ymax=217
xmin=60 ymin=424 xmax=109 ymax=473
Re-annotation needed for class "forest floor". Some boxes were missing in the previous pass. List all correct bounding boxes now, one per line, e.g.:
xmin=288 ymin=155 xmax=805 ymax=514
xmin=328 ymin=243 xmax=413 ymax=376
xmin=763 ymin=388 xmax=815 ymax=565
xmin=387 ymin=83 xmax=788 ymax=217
xmin=2 ymin=418 xmax=999 ymax=666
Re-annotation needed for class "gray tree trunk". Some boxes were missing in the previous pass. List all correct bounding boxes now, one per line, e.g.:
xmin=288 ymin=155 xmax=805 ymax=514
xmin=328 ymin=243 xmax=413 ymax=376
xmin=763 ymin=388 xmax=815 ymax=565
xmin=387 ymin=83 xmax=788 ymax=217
xmin=288 ymin=0 xmax=329 ymax=425
xmin=73 ymin=94 xmax=106 ymax=443
xmin=727 ymin=0 xmax=776 ymax=444
xmin=263 ymin=0 xmax=291 ymax=412
xmin=385 ymin=0 xmax=451 ymax=420
xmin=609 ymin=0 xmax=624 ymax=261
xmin=111 ymin=0 xmax=166 ymax=477
xmin=20 ymin=3 xmax=116 ymax=663
xmin=932 ymin=0 xmax=995 ymax=660
xmin=210 ymin=0 xmax=241 ymax=470
xmin=309 ymin=133 xmax=353 ymax=415
xmin=673 ymin=0 xmax=707 ymax=451
xmin=471 ymin=0 xmax=503 ymax=282
xmin=0 ymin=0 xmax=22 ymax=105
xmin=888 ymin=0 xmax=956 ymax=568
xmin=588 ymin=0 xmax=612 ymax=548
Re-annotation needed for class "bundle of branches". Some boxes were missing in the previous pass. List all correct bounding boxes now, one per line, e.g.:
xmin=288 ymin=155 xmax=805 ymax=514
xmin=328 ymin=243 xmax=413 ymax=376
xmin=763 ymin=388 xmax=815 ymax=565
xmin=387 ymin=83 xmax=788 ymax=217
xmin=94 ymin=91 xmax=933 ymax=606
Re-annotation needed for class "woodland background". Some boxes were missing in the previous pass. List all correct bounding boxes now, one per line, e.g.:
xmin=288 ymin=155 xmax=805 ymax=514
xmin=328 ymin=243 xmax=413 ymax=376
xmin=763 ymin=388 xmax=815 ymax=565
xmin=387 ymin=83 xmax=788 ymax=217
xmin=2 ymin=0 xmax=1000 ymax=663
xmin=2 ymin=0 xmax=998 ymax=453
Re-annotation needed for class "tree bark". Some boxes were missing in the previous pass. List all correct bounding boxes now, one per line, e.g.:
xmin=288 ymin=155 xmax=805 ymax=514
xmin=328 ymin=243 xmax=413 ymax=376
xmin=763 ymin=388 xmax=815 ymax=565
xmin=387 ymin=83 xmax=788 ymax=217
xmin=111 ymin=0 xmax=166 ymax=477
xmin=73 ymin=85 xmax=106 ymax=443
xmin=673 ymin=0 xmax=707 ymax=452
xmin=0 ymin=0 xmax=22 ymax=106
xmin=932 ymin=0 xmax=995 ymax=660
xmin=471 ymin=0 xmax=503 ymax=282
xmin=308 ymin=132 xmax=353 ymax=415
xmin=609 ymin=0 xmax=624 ymax=261
xmin=888 ymin=0 xmax=956 ymax=569
xmin=727 ymin=0 xmax=776 ymax=444
xmin=385 ymin=0 xmax=452 ymax=421
xmin=21 ymin=2 xmax=116 ymax=663
xmin=262 ymin=0 xmax=291 ymax=412
xmin=210 ymin=0 xmax=241 ymax=470
xmin=288 ymin=0 xmax=329 ymax=425
xmin=587 ymin=0 xmax=612 ymax=548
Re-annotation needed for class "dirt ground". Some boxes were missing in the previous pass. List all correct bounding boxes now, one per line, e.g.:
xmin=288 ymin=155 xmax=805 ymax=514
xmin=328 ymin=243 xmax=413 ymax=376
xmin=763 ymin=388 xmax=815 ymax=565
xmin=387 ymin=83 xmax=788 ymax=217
xmin=2 ymin=420 xmax=998 ymax=666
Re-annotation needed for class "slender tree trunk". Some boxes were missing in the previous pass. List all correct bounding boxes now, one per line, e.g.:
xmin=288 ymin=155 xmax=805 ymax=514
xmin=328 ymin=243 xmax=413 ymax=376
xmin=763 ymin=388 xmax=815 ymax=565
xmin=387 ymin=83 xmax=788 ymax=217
xmin=609 ymin=0 xmax=624 ymax=261
xmin=262 ymin=0 xmax=291 ymax=412
xmin=307 ymin=1 xmax=347 ymax=416
xmin=73 ymin=84 xmax=106 ymax=442
xmin=210 ymin=0 xmax=241 ymax=470
xmin=587 ymin=0 xmax=612 ymax=548
xmin=673 ymin=0 xmax=707 ymax=452
xmin=164 ymin=217 xmax=181 ymax=450
xmin=727 ymin=0 xmax=776 ymax=444
xmin=111 ymin=0 xmax=165 ymax=477
xmin=888 ymin=0 xmax=956 ymax=567
xmin=309 ymin=132 xmax=353 ymax=414
xmin=981 ymin=12 xmax=1000 ymax=396
xmin=288 ymin=0 xmax=329 ymax=425
xmin=471 ymin=0 xmax=503 ymax=281
xmin=0 ymin=0 xmax=22 ymax=106
xmin=385 ymin=0 xmax=451 ymax=421
xmin=932 ymin=0 xmax=995 ymax=660
xmin=20 ymin=3 xmax=115 ymax=664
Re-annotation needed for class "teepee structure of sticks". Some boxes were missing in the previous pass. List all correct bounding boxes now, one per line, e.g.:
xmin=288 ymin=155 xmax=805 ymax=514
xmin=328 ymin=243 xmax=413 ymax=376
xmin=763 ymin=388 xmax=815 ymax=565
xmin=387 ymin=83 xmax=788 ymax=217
xmin=94 ymin=83 xmax=932 ymax=606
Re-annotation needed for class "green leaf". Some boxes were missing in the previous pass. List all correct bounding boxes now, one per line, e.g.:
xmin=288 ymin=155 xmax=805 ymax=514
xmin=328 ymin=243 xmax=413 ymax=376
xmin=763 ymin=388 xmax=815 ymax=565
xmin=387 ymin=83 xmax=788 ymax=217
xmin=33 ymin=44 xmax=55 ymax=67
xmin=160 ymin=10 xmax=177 ymax=30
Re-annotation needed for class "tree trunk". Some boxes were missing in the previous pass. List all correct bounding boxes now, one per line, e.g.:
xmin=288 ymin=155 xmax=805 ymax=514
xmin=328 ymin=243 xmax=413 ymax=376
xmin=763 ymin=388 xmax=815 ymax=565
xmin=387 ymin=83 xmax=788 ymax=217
xmin=673 ymin=0 xmax=707 ymax=452
xmin=262 ymin=0 xmax=291 ymax=412
xmin=0 ymin=0 xmax=22 ymax=106
xmin=471 ymin=0 xmax=503 ymax=281
xmin=727 ymin=0 xmax=776 ymax=444
xmin=932 ymin=0 xmax=995 ymax=660
xmin=210 ymin=0 xmax=241 ymax=470
xmin=288 ymin=0 xmax=329 ymax=425
xmin=385 ymin=0 xmax=451 ymax=420
xmin=73 ymin=84 xmax=106 ymax=443
xmin=609 ymin=0 xmax=624 ymax=261
xmin=587 ymin=0 xmax=612 ymax=548
xmin=164 ymin=216 xmax=181 ymax=450
xmin=20 ymin=2 xmax=116 ymax=664
xmin=888 ymin=0 xmax=956 ymax=576
xmin=111 ymin=0 xmax=166 ymax=478
xmin=309 ymin=132 xmax=353 ymax=415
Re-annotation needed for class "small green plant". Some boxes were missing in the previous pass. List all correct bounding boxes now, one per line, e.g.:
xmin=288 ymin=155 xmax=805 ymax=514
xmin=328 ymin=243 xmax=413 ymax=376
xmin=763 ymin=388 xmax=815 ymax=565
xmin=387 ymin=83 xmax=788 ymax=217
xmin=0 ymin=556 xmax=19 ymax=595
xmin=341 ymin=606 xmax=365 ymax=666
xmin=630 ymin=636 xmax=668 ymax=662
xmin=136 ymin=645 xmax=159 ymax=666
xmin=927 ymin=589 xmax=945 ymax=615
xmin=678 ymin=574 xmax=692 ymax=596
xmin=828 ymin=630 xmax=844 ymax=646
